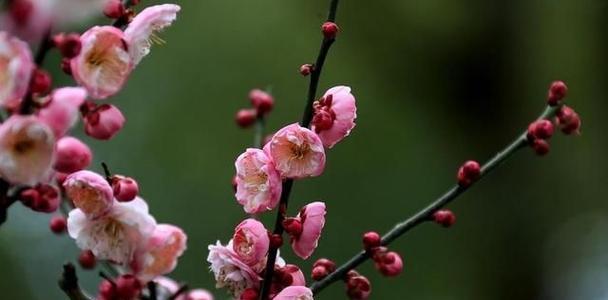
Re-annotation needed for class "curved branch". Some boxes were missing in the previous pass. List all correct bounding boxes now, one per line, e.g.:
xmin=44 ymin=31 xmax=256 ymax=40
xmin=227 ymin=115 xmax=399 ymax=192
xmin=309 ymin=105 xmax=561 ymax=294
xmin=58 ymin=263 xmax=93 ymax=300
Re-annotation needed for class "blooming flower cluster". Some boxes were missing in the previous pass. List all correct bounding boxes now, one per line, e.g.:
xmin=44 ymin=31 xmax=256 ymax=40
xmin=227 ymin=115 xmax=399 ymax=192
xmin=209 ymin=85 xmax=356 ymax=299
xmin=0 ymin=1 xmax=214 ymax=299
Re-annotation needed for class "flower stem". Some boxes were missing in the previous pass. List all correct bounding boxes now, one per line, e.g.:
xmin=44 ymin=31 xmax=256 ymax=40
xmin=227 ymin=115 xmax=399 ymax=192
xmin=258 ymin=1 xmax=341 ymax=299
xmin=309 ymin=105 xmax=561 ymax=294
xmin=253 ymin=116 xmax=265 ymax=149
xmin=58 ymin=263 xmax=93 ymax=300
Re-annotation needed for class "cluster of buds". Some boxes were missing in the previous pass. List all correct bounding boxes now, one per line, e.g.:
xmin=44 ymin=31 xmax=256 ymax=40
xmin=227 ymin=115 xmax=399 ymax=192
xmin=235 ymin=89 xmax=275 ymax=128
xmin=362 ymin=232 xmax=404 ymax=277
xmin=344 ymin=270 xmax=371 ymax=300
xmin=528 ymin=81 xmax=581 ymax=155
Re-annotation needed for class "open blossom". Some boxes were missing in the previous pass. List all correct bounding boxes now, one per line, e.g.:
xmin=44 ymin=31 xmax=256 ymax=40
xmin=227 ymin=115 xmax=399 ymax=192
xmin=63 ymin=170 xmax=114 ymax=218
xmin=311 ymin=86 xmax=357 ymax=148
xmin=37 ymin=87 xmax=87 ymax=138
xmin=0 ymin=115 xmax=55 ymax=185
xmin=67 ymin=197 xmax=157 ymax=264
xmin=233 ymin=218 xmax=269 ymax=269
xmin=207 ymin=240 xmax=261 ymax=298
xmin=71 ymin=26 xmax=132 ymax=99
xmin=235 ymin=148 xmax=282 ymax=214
xmin=124 ymin=4 xmax=181 ymax=66
xmin=266 ymin=123 xmax=325 ymax=179
xmin=0 ymin=31 xmax=33 ymax=108
xmin=131 ymin=224 xmax=187 ymax=282
xmin=291 ymin=202 xmax=326 ymax=259
xmin=274 ymin=286 xmax=314 ymax=300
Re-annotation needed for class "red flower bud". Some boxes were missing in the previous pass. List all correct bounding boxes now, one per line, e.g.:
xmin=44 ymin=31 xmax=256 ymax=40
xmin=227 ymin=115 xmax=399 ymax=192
xmin=527 ymin=119 xmax=554 ymax=140
xmin=362 ymin=231 xmax=381 ymax=250
xmin=249 ymin=89 xmax=274 ymax=115
xmin=547 ymin=80 xmax=568 ymax=106
xmin=78 ymin=250 xmax=96 ymax=269
xmin=104 ymin=0 xmax=126 ymax=19
xmin=112 ymin=176 xmax=139 ymax=202
xmin=30 ymin=68 xmax=52 ymax=95
xmin=321 ymin=22 xmax=339 ymax=39
xmin=531 ymin=139 xmax=550 ymax=156
xmin=433 ymin=209 xmax=456 ymax=227
xmin=49 ymin=215 xmax=67 ymax=234
xmin=457 ymin=160 xmax=481 ymax=187
xmin=300 ymin=64 xmax=313 ymax=76
xmin=115 ymin=274 xmax=142 ymax=300
xmin=235 ymin=109 xmax=256 ymax=128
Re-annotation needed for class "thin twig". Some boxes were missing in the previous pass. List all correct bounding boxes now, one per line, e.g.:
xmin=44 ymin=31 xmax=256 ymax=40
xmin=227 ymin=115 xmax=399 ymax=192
xmin=309 ymin=105 xmax=561 ymax=294
xmin=168 ymin=284 xmax=189 ymax=300
xmin=59 ymin=263 xmax=93 ymax=300
xmin=258 ymin=0 xmax=341 ymax=299
xmin=253 ymin=116 xmax=265 ymax=149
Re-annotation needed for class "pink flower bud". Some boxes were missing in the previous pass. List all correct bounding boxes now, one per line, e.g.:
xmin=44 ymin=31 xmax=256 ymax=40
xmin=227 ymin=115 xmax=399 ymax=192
xmin=235 ymin=109 xmax=257 ymax=128
xmin=49 ymin=215 xmax=67 ymax=234
xmin=84 ymin=104 xmax=126 ymax=140
xmin=249 ymin=89 xmax=274 ymax=115
xmin=8 ymin=0 xmax=34 ymax=26
xmin=53 ymin=33 xmax=81 ymax=58
xmin=433 ymin=209 xmax=456 ymax=227
xmin=299 ymin=64 xmax=313 ymax=76
xmin=21 ymin=184 xmax=60 ymax=213
xmin=282 ymin=218 xmax=303 ymax=236
xmin=362 ymin=231 xmax=381 ymax=250
xmin=78 ymin=249 xmax=96 ymax=269
xmin=115 ymin=274 xmax=142 ymax=300
xmin=270 ymin=233 xmax=283 ymax=248
xmin=556 ymin=106 xmax=581 ymax=135
xmin=60 ymin=58 xmax=72 ymax=75
xmin=54 ymin=136 xmax=92 ymax=173
xmin=311 ymin=265 xmax=328 ymax=280
xmin=547 ymin=80 xmax=568 ymax=106
xmin=457 ymin=160 xmax=481 ymax=187
xmin=112 ymin=176 xmax=139 ymax=202
xmin=98 ymin=280 xmax=116 ymax=299
xmin=321 ymin=22 xmax=339 ymax=39
xmin=103 ymin=0 xmax=126 ymax=19
xmin=375 ymin=251 xmax=403 ymax=277
xmin=527 ymin=119 xmax=554 ymax=140
xmin=185 ymin=289 xmax=215 ymax=300
xmin=313 ymin=258 xmax=336 ymax=272
xmin=29 ymin=68 xmax=52 ymax=94
xmin=345 ymin=274 xmax=371 ymax=300
xmin=531 ymin=139 xmax=550 ymax=156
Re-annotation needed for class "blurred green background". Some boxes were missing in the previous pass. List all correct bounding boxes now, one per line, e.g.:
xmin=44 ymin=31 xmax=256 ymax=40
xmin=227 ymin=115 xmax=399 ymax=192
xmin=1 ymin=0 xmax=607 ymax=299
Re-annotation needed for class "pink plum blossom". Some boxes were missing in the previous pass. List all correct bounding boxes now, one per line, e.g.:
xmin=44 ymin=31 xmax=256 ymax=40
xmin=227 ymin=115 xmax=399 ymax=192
xmin=67 ymin=197 xmax=157 ymax=264
xmin=311 ymin=86 xmax=357 ymax=148
xmin=53 ymin=136 xmax=92 ymax=173
xmin=232 ymin=218 xmax=269 ymax=269
xmin=84 ymin=104 xmax=125 ymax=140
xmin=124 ymin=4 xmax=181 ymax=66
xmin=266 ymin=123 xmax=325 ymax=179
xmin=291 ymin=202 xmax=326 ymax=259
xmin=0 ymin=115 xmax=55 ymax=185
xmin=234 ymin=148 xmax=282 ymax=214
xmin=37 ymin=87 xmax=87 ymax=138
xmin=274 ymin=286 xmax=314 ymax=300
xmin=0 ymin=31 xmax=33 ymax=108
xmin=71 ymin=26 xmax=132 ymax=99
xmin=207 ymin=240 xmax=261 ymax=298
xmin=63 ymin=170 xmax=114 ymax=218
xmin=131 ymin=224 xmax=187 ymax=282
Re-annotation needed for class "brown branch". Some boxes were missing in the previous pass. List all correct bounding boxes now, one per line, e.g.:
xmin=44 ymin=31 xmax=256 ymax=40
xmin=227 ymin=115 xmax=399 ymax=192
xmin=58 ymin=263 xmax=93 ymax=300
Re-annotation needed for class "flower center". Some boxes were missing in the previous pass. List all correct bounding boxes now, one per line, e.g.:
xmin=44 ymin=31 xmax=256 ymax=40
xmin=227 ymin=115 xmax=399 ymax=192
xmin=290 ymin=143 xmax=310 ymax=160
xmin=13 ymin=139 xmax=34 ymax=154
